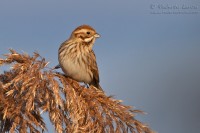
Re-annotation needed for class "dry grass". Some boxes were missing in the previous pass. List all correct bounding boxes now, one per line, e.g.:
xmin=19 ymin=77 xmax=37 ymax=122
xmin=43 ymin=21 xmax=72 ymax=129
xmin=0 ymin=49 xmax=154 ymax=133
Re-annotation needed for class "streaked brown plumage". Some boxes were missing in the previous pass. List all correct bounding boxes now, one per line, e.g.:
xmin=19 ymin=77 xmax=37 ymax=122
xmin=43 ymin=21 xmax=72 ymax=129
xmin=58 ymin=25 xmax=103 ymax=91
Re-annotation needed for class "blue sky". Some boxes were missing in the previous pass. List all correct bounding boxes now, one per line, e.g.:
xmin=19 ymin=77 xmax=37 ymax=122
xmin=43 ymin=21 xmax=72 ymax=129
xmin=0 ymin=0 xmax=200 ymax=133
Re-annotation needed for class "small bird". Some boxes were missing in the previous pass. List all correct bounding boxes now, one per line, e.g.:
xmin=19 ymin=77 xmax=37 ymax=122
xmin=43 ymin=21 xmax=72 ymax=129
xmin=58 ymin=25 xmax=103 ymax=91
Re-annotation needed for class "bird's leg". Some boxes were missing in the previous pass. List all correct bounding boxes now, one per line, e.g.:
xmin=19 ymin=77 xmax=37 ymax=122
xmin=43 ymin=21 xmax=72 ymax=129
xmin=55 ymin=72 xmax=68 ymax=78
xmin=85 ymin=83 xmax=90 ymax=88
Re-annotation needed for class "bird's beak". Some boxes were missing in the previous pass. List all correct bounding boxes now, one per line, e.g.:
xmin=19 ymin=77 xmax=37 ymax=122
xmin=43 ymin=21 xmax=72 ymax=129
xmin=94 ymin=33 xmax=100 ymax=38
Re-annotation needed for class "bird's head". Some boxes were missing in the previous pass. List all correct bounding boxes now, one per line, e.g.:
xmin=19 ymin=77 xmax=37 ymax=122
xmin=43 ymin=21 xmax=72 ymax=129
xmin=71 ymin=25 xmax=100 ymax=43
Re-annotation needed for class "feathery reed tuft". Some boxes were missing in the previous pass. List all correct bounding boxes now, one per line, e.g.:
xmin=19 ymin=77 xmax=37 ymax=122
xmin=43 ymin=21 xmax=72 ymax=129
xmin=0 ymin=49 xmax=154 ymax=133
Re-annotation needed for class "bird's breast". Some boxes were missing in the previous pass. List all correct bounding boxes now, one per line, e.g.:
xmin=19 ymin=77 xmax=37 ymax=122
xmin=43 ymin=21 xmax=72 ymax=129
xmin=59 ymin=52 xmax=93 ymax=83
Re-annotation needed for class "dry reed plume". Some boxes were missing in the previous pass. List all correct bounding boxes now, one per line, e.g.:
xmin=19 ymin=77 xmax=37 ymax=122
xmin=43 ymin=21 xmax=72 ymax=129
xmin=0 ymin=49 xmax=154 ymax=133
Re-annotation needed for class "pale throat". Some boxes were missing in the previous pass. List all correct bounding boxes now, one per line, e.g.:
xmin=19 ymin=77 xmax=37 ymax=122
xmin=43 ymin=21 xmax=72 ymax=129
xmin=84 ymin=36 xmax=94 ymax=43
xmin=84 ymin=37 xmax=96 ymax=50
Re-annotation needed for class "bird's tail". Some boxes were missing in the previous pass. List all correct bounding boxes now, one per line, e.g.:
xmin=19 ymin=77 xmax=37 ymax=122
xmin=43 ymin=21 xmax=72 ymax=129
xmin=97 ymin=84 xmax=103 ymax=92
xmin=92 ymin=83 xmax=104 ymax=92
xmin=52 ymin=64 xmax=61 ymax=69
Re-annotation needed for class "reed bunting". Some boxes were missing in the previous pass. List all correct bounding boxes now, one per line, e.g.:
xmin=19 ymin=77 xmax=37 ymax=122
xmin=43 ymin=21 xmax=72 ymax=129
xmin=58 ymin=25 xmax=103 ymax=91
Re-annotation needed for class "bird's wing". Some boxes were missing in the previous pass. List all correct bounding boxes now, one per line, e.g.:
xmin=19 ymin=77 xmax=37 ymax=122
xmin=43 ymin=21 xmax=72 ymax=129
xmin=90 ymin=50 xmax=100 ymax=84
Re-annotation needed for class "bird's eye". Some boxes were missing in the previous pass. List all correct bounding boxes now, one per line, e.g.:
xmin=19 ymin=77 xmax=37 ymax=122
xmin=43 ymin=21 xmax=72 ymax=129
xmin=86 ymin=32 xmax=90 ymax=35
